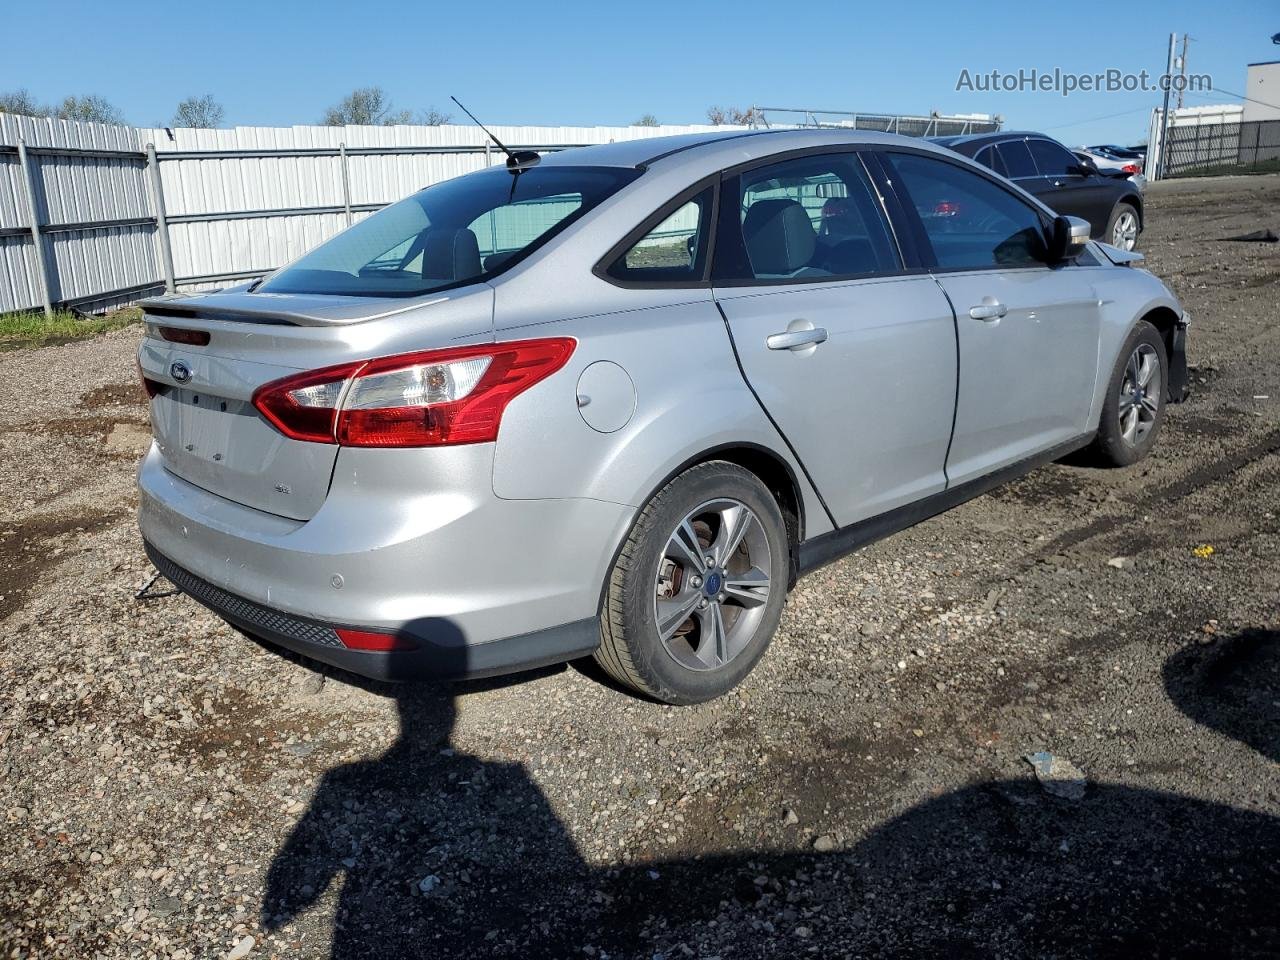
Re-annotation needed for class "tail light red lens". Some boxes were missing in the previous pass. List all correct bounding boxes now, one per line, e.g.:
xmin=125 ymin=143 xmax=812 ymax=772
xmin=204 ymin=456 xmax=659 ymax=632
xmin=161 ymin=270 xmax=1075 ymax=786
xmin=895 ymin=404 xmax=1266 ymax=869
xmin=158 ymin=326 xmax=211 ymax=346
xmin=1122 ymin=163 xmax=1141 ymax=174
xmin=136 ymin=357 xmax=159 ymax=399
xmin=251 ymin=337 xmax=576 ymax=447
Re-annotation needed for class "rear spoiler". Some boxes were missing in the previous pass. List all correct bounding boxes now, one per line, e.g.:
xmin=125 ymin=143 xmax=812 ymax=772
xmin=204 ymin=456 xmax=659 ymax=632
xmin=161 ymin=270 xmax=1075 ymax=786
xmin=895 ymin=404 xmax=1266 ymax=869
xmin=137 ymin=291 xmax=446 ymax=328
xmin=139 ymin=299 xmax=298 ymax=326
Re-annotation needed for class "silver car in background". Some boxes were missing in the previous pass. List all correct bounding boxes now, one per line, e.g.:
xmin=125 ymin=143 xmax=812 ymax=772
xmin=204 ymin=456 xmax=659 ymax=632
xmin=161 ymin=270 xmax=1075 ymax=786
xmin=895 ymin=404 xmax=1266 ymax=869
xmin=136 ymin=129 xmax=1189 ymax=704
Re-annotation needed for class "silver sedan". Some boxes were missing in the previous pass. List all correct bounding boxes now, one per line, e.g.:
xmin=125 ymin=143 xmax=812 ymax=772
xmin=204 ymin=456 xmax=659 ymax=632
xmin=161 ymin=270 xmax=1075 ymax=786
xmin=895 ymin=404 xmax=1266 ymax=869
xmin=136 ymin=129 xmax=1189 ymax=703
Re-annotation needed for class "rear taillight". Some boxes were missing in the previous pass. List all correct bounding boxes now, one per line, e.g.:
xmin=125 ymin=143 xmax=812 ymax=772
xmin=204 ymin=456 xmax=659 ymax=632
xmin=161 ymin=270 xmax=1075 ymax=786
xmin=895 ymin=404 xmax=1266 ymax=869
xmin=251 ymin=337 xmax=576 ymax=447
xmin=1122 ymin=163 xmax=1141 ymax=175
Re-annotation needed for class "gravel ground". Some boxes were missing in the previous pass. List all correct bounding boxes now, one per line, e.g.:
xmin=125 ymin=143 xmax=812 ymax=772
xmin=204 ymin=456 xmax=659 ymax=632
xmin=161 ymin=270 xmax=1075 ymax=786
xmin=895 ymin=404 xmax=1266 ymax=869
xmin=2 ymin=175 xmax=1279 ymax=960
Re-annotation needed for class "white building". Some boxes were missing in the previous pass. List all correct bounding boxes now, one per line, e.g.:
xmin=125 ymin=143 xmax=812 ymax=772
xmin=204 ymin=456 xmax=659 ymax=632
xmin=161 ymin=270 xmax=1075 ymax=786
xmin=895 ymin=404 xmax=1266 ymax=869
xmin=1243 ymin=60 xmax=1280 ymax=123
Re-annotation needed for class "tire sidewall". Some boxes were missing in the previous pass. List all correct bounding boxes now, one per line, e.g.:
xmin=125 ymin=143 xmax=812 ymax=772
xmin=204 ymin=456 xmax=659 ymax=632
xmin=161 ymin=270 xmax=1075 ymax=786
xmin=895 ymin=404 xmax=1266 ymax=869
xmin=1107 ymin=202 xmax=1140 ymax=250
xmin=1097 ymin=321 xmax=1168 ymax=466
xmin=619 ymin=463 xmax=789 ymax=703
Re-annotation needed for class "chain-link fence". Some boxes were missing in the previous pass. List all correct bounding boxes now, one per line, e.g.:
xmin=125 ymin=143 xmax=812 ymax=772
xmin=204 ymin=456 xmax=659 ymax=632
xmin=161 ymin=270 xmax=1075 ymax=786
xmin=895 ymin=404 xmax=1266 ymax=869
xmin=1165 ymin=118 xmax=1280 ymax=178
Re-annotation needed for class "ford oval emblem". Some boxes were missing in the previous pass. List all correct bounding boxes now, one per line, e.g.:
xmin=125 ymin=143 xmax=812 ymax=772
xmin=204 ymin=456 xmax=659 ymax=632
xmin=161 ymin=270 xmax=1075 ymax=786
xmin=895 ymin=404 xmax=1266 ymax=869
xmin=170 ymin=360 xmax=192 ymax=383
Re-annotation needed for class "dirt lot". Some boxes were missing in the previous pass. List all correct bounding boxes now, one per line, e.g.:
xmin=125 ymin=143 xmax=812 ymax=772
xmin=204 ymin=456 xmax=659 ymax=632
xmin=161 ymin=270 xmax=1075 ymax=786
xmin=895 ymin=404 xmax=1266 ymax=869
xmin=2 ymin=174 xmax=1279 ymax=960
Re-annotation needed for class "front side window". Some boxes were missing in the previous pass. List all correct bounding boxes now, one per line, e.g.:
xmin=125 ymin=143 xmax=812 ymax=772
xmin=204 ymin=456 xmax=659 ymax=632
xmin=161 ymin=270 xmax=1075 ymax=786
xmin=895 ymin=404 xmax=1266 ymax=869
xmin=607 ymin=187 xmax=714 ymax=283
xmin=259 ymin=165 xmax=638 ymax=297
xmin=717 ymin=152 xmax=899 ymax=281
xmin=1027 ymin=138 xmax=1080 ymax=177
xmin=975 ymin=145 xmax=1009 ymax=178
xmin=887 ymin=153 xmax=1047 ymax=270
xmin=997 ymin=140 xmax=1038 ymax=179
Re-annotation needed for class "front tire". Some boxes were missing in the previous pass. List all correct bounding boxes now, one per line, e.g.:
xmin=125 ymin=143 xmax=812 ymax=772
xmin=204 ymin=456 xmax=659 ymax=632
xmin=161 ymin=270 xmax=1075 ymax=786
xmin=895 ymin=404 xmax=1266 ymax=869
xmin=1090 ymin=320 xmax=1167 ymax=467
xmin=595 ymin=461 xmax=789 ymax=704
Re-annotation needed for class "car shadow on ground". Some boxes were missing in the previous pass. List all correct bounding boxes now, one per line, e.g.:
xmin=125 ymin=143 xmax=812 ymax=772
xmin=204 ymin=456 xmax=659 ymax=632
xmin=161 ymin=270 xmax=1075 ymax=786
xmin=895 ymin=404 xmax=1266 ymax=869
xmin=263 ymin=629 xmax=1280 ymax=958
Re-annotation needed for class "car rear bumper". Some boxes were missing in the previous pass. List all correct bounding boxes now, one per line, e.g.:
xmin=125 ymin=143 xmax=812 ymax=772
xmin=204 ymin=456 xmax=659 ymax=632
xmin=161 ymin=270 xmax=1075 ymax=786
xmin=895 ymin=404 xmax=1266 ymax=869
xmin=137 ymin=442 xmax=632 ymax=681
xmin=143 ymin=541 xmax=599 ymax=680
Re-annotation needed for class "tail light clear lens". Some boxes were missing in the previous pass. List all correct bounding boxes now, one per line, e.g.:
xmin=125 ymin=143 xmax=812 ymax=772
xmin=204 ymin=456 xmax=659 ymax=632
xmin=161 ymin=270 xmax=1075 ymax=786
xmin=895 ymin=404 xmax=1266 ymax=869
xmin=251 ymin=338 xmax=575 ymax=448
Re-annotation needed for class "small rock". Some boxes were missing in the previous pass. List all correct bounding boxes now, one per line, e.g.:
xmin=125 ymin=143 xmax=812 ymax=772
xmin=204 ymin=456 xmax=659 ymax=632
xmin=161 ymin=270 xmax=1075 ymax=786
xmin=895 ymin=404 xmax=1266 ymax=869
xmin=1106 ymin=556 xmax=1134 ymax=570
xmin=226 ymin=935 xmax=255 ymax=960
xmin=1025 ymin=752 xmax=1087 ymax=800
xmin=812 ymin=835 xmax=837 ymax=852
xmin=418 ymin=875 xmax=441 ymax=894
xmin=782 ymin=807 xmax=799 ymax=826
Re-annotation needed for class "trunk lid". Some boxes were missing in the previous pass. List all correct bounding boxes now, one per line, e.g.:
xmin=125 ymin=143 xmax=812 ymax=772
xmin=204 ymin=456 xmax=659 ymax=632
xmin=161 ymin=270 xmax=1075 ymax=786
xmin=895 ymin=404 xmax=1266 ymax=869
xmin=137 ymin=285 xmax=494 ymax=521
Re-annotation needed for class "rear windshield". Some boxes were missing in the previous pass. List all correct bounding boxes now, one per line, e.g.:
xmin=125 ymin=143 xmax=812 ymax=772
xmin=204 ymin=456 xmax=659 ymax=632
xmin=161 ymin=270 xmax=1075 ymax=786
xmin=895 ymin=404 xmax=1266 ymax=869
xmin=258 ymin=165 xmax=639 ymax=297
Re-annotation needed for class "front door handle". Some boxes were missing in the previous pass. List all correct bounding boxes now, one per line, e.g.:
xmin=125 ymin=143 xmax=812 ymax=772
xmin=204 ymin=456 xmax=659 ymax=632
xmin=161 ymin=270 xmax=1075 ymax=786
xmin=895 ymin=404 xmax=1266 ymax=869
xmin=767 ymin=327 xmax=828 ymax=351
xmin=969 ymin=302 xmax=1008 ymax=322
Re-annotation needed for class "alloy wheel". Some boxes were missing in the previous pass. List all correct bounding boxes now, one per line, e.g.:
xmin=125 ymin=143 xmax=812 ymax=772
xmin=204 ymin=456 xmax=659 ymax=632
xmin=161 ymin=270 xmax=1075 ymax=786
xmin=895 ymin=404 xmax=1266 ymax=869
xmin=1112 ymin=210 xmax=1139 ymax=251
xmin=654 ymin=498 xmax=772 ymax=671
xmin=1118 ymin=342 xmax=1161 ymax=446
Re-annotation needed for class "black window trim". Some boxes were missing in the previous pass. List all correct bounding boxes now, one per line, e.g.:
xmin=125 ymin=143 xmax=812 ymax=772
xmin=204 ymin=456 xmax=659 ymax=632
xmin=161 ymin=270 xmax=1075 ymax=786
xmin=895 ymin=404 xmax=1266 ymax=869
xmin=708 ymin=145 xmax=918 ymax=289
xmin=592 ymin=175 xmax=721 ymax=290
xmin=870 ymin=144 xmax=1064 ymax=277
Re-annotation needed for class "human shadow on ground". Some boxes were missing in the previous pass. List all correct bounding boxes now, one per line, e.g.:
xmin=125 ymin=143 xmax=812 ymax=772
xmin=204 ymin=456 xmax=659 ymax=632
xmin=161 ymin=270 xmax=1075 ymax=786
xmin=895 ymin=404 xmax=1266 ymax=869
xmin=264 ymin=628 xmax=1280 ymax=958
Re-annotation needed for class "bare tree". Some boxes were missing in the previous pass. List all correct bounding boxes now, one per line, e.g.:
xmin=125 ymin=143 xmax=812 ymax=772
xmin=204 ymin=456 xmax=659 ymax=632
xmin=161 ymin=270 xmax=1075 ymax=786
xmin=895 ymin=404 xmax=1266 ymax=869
xmin=417 ymin=106 xmax=452 ymax=125
xmin=634 ymin=114 xmax=659 ymax=127
xmin=0 ymin=89 xmax=49 ymax=117
xmin=706 ymin=105 xmax=761 ymax=127
xmin=55 ymin=95 xmax=124 ymax=124
xmin=173 ymin=94 xmax=225 ymax=128
xmin=322 ymin=87 xmax=412 ymax=126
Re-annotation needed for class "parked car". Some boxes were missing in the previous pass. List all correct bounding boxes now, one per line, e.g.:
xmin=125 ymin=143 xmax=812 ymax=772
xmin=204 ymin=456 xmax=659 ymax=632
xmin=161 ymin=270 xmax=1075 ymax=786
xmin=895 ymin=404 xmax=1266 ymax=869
xmin=136 ymin=129 xmax=1188 ymax=704
xmin=1076 ymin=146 xmax=1144 ymax=177
xmin=932 ymin=132 xmax=1145 ymax=251
xmin=1089 ymin=144 xmax=1146 ymax=163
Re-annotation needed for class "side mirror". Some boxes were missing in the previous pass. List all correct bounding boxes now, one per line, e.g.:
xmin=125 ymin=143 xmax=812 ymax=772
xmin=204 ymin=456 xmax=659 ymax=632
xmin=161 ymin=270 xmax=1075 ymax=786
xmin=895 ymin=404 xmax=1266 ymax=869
xmin=1044 ymin=215 xmax=1091 ymax=262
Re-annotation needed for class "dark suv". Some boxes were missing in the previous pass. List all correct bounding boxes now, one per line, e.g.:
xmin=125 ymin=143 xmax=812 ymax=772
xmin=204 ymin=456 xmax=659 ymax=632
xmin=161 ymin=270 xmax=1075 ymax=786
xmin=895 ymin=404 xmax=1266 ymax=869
xmin=932 ymin=132 xmax=1144 ymax=251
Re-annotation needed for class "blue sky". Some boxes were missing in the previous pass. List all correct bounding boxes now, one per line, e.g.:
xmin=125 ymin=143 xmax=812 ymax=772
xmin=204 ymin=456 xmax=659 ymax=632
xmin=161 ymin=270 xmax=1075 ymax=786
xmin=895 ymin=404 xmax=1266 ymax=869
xmin=3 ymin=0 xmax=1275 ymax=145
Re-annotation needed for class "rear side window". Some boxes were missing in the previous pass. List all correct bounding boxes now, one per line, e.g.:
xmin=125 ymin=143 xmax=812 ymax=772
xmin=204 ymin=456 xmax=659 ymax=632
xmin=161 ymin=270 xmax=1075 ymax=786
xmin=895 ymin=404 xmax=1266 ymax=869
xmin=716 ymin=152 xmax=899 ymax=282
xmin=607 ymin=187 xmax=714 ymax=283
xmin=996 ymin=140 xmax=1038 ymax=179
xmin=887 ymin=153 xmax=1046 ymax=270
xmin=1026 ymin=138 xmax=1079 ymax=177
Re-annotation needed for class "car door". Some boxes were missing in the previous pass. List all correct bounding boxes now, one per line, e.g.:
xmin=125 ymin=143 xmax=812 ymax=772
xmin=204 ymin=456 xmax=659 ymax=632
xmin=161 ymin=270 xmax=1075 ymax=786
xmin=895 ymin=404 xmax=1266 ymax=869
xmin=882 ymin=150 xmax=1102 ymax=486
xmin=712 ymin=150 xmax=958 ymax=527
xmin=1025 ymin=138 xmax=1117 ymax=236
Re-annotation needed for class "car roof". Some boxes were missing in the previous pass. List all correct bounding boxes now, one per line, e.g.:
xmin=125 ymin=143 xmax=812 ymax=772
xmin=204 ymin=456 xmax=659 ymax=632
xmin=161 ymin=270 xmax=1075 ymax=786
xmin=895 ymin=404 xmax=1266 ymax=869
xmin=537 ymin=127 xmax=962 ymax=170
xmin=930 ymin=131 xmax=1060 ymax=154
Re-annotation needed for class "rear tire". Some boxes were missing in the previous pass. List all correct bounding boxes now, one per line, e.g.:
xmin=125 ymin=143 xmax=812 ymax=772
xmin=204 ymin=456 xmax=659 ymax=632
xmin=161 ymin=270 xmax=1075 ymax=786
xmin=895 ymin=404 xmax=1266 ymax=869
xmin=595 ymin=461 xmax=789 ymax=704
xmin=1090 ymin=320 xmax=1167 ymax=467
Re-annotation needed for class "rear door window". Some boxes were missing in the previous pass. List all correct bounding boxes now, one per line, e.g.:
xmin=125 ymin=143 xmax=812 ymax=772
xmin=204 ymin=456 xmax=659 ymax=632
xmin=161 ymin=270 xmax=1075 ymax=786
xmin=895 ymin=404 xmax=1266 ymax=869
xmin=716 ymin=152 xmax=900 ymax=281
xmin=975 ymin=145 xmax=1008 ymax=178
xmin=996 ymin=140 xmax=1038 ymax=179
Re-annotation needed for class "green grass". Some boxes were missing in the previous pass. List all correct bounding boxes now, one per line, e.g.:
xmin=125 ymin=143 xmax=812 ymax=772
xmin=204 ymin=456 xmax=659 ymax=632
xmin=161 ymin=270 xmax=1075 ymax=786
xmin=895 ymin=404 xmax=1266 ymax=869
xmin=0 ymin=306 xmax=142 ymax=351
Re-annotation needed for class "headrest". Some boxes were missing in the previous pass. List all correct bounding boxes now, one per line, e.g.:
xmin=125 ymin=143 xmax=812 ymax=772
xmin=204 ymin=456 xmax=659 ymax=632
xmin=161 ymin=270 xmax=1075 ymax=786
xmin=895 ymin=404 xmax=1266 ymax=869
xmin=421 ymin=227 xmax=482 ymax=282
xmin=742 ymin=199 xmax=816 ymax=276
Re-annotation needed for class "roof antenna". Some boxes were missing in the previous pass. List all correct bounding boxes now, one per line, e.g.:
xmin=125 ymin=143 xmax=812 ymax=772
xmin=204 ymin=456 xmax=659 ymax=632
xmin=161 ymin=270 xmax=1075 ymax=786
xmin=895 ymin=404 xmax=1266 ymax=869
xmin=450 ymin=96 xmax=541 ymax=173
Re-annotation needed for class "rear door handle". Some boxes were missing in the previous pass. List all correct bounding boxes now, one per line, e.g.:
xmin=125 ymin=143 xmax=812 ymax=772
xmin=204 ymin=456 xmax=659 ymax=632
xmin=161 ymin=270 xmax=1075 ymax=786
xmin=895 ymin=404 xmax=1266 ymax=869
xmin=968 ymin=302 xmax=1008 ymax=321
xmin=766 ymin=327 xmax=828 ymax=351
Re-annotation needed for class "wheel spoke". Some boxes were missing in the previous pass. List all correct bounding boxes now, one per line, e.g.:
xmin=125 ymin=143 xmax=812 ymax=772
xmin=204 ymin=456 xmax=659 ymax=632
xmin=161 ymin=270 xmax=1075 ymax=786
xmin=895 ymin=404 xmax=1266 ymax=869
xmin=1137 ymin=351 xmax=1157 ymax=387
xmin=665 ymin=520 xmax=707 ymax=573
xmin=657 ymin=591 xmax=701 ymax=643
xmin=694 ymin=602 xmax=727 ymax=667
xmin=723 ymin=566 xmax=770 ymax=608
xmin=1121 ymin=406 xmax=1139 ymax=441
xmin=1125 ymin=353 xmax=1140 ymax=389
xmin=1140 ymin=394 xmax=1159 ymax=415
xmin=712 ymin=504 xmax=754 ymax=566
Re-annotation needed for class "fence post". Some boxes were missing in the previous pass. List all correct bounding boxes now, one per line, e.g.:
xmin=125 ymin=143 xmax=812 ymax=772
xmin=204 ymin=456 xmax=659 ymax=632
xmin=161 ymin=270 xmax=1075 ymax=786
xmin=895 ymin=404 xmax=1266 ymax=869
xmin=16 ymin=139 xmax=54 ymax=318
xmin=339 ymin=142 xmax=353 ymax=226
xmin=145 ymin=143 xmax=177 ymax=294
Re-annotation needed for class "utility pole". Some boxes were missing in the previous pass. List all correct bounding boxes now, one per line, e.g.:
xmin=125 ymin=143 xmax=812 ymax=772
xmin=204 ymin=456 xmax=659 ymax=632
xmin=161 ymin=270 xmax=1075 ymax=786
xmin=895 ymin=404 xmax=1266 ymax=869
xmin=1175 ymin=34 xmax=1192 ymax=110
xmin=1157 ymin=32 xmax=1178 ymax=180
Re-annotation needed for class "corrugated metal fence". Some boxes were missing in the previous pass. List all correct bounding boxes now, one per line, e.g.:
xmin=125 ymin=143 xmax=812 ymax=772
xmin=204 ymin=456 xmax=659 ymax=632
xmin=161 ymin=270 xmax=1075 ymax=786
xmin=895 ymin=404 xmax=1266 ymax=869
xmin=0 ymin=115 xmax=741 ymax=314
